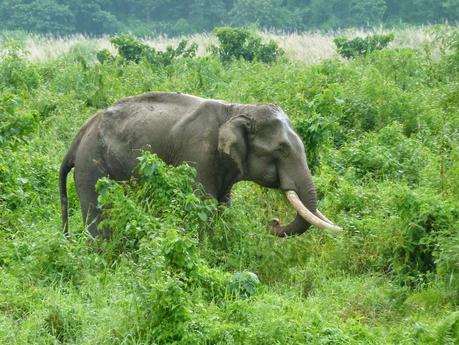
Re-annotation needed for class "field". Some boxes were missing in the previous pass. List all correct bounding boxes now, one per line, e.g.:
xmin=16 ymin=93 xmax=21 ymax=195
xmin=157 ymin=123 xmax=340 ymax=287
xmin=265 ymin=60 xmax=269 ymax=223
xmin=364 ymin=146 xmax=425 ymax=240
xmin=1 ymin=27 xmax=459 ymax=344
xmin=20 ymin=27 xmax=434 ymax=64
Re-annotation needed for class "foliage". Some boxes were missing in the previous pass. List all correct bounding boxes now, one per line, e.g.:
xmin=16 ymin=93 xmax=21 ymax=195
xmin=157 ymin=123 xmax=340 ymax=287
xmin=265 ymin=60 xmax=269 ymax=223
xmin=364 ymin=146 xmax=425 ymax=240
xmin=334 ymin=33 xmax=395 ymax=59
xmin=96 ymin=48 xmax=114 ymax=64
xmin=229 ymin=0 xmax=291 ymax=28
xmin=228 ymin=271 xmax=261 ymax=298
xmin=210 ymin=27 xmax=284 ymax=63
xmin=0 ymin=29 xmax=459 ymax=344
xmin=108 ymin=34 xmax=197 ymax=65
xmin=1 ymin=0 xmax=459 ymax=35
xmin=0 ymin=94 xmax=40 ymax=146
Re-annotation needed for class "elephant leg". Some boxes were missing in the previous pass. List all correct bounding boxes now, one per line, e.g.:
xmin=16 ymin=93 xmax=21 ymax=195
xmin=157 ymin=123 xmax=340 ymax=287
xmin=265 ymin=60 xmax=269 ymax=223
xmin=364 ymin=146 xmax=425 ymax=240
xmin=74 ymin=164 xmax=113 ymax=239
xmin=73 ymin=124 xmax=112 ymax=239
xmin=218 ymin=190 xmax=232 ymax=206
xmin=79 ymin=184 xmax=102 ymax=238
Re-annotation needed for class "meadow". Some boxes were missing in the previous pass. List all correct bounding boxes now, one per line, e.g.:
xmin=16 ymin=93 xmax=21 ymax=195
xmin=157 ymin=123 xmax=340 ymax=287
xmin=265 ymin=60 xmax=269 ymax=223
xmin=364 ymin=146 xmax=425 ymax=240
xmin=0 ymin=26 xmax=458 ymax=344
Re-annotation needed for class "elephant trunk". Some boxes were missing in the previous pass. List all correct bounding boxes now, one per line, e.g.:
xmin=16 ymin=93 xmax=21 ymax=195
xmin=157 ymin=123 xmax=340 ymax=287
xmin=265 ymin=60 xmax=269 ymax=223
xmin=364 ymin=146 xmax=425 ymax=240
xmin=272 ymin=163 xmax=340 ymax=236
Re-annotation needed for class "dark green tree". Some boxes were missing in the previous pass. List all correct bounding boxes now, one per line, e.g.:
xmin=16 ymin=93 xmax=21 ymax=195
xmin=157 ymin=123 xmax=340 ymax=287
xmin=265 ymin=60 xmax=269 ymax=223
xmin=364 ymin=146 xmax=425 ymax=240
xmin=190 ymin=0 xmax=226 ymax=31
xmin=348 ymin=0 xmax=387 ymax=27
xmin=0 ymin=0 xmax=74 ymax=34
xmin=61 ymin=0 xmax=120 ymax=34
xmin=1 ymin=0 xmax=459 ymax=35
xmin=229 ymin=0 xmax=291 ymax=29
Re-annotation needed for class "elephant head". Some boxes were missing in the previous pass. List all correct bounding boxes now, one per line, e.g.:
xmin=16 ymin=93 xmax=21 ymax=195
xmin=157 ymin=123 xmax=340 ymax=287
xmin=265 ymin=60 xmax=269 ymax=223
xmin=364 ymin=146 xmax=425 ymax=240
xmin=218 ymin=103 xmax=341 ymax=236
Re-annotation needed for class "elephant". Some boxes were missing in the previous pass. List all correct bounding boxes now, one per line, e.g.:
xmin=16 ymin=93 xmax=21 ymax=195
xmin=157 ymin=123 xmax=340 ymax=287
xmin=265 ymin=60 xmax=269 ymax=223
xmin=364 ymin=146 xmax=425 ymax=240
xmin=59 ymin=92 xmax=340 ymax=238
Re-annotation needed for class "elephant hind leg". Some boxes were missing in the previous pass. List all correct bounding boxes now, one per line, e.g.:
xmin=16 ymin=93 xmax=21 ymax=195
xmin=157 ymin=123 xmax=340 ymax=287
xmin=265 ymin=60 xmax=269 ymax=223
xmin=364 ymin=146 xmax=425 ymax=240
xmin=75 ymin=170 xmax=112 ymax=239
xmin=74 ymin=144 xmax=112 ymax=238
xmin=79 ymin=186 xmax=106 ymax=238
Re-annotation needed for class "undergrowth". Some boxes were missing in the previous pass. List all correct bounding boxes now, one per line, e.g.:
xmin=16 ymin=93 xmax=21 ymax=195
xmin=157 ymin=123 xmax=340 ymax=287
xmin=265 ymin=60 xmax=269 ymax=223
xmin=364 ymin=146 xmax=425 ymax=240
xmin=0 ymin=28 xmax=458 ymax=344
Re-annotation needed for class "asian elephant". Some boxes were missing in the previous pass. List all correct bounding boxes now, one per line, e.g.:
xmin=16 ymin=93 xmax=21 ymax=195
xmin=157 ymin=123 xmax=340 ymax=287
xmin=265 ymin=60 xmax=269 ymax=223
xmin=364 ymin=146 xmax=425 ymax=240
xmin=59 ymin=92 xmax=340 ymax=238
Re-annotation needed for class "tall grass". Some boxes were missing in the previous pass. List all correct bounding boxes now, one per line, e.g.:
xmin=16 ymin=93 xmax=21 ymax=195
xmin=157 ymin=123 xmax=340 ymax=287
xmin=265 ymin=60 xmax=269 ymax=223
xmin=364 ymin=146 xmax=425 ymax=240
xmin=7 ymin=26 xmax=446 ymax=64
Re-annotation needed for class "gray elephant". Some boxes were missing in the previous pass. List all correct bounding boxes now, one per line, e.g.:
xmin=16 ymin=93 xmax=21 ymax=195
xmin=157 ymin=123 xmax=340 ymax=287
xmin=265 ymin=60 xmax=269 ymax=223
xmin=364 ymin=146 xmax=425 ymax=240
xmin=59 ymin=92 xmax=340 ymax=238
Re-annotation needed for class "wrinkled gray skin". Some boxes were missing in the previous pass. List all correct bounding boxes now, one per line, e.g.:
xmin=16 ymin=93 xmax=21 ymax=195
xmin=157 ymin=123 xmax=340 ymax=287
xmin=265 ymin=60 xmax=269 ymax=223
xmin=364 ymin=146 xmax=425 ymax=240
xmin=60 ymin=92 xmax=318 ymax=238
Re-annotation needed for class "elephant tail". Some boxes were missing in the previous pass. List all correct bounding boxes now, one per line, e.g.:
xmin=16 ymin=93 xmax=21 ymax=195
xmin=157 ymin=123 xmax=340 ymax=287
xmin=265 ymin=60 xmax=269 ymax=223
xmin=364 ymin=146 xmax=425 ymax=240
xmin=60 ymin=148 xmax=75 ymax=238
xmin=59 ymin=121 xmax=89 ymax=237
xmin=60 ymin=113 xmax=102 ymax=238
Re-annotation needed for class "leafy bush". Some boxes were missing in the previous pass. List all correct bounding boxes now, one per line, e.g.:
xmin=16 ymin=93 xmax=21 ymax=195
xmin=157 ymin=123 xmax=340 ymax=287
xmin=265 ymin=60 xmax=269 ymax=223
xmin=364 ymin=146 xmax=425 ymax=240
xmin=0 ymin=37 xmax=40 ymax=91
xmin=96 ymin=152 xmax=219 ymax=256
xmin=95 ymin=48 xmax=114 ymax=64
xmin=228 ymin=271 xmax=261 ymax=298
xmin=293 ymin=83 xmax=345 ymax=172
xmin=92 ymin=152 xmax=276 ymax=342
xmin=110 ymin=34 xmax=150 ymax=63
xmin=334 ymin=123 xmax=433 ymax=183
xmin=334 ymin=33 xmax=394 ymax=59
xmin=210 ymin=27 xmax=284 ymax=63
xmin=389 ymin=188 xmax=458 ymax=287
xmin=0 ymin=94 xmax=41 ymax=146
xmin=108 ymin=34 xmax=197 ymax=66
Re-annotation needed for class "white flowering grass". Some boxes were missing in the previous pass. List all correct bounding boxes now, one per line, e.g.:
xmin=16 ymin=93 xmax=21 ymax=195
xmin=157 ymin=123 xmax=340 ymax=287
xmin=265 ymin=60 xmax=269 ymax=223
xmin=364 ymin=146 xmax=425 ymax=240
xmin=15 ymin=26 xmax=445 ymax=64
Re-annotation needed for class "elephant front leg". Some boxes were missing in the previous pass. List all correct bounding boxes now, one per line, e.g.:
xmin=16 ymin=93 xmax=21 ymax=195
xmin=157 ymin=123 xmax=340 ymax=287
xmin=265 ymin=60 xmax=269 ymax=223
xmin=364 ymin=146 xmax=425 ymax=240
xmin=218 ymin=190 xmax=232 ymax=206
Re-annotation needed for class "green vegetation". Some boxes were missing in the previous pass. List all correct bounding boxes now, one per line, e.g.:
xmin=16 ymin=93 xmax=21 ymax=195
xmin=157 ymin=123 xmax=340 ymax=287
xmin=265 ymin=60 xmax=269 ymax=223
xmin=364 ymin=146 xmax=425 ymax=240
xmin=334 ymin=33 xmax=394 ymax=59
xmin=1 ymin=27 xmax=459 ymax=344
xmin=1 ymin=0 xmax=459 ymax=35
xmin=101 ymin=29 xmax=281 ymax=66
xmin=210 ymin=27 xmax=283 ymax=63
xmin=103 ymin=34 xmax=197 ymax=65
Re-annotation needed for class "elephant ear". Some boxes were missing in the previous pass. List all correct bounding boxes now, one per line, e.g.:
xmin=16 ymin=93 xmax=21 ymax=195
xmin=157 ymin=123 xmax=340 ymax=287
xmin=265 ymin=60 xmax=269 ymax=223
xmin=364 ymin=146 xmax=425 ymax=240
xmin=218 ymin=115 xmax=253 ymax=176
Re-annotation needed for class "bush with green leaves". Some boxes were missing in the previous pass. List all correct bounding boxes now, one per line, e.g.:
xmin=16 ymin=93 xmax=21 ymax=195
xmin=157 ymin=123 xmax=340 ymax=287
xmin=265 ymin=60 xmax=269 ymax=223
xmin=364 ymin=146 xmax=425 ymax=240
xmin=96 ymin=152 xmax=220 ymax=255
xmin=210 ymin=27 xmax=284 ymax=63
xmin=334 ymin=33 xmax=394 ymax=59
xmin=0 ymin=36 xmax=40 ymax=91
xmin=0 ymin=94 xmax=40 ymax=146
xmin=105 ymin=34 xmax=198 ymax=66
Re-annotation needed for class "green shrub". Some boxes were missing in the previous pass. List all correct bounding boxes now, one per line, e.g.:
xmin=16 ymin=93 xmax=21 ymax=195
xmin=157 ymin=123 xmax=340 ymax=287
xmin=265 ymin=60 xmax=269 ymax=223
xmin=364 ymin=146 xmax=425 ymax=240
xmin=334 ymin=122 xmax=433 ymax=183
xmin=96 ymin=48 xmax=114 ymax=64
xmin=293 ymin=83 xmax=345 ymax=172
xmin=0 ymin=37 xmax=40 ymax=91
xmin=108 ymin=34 xmax=197 ymax=66
xmin=389 ymin=188 xmax=458 ymax=287
xmin=91 ymin=152 xmax=277 ymax=342
xmin=0 ymin=94 xmax=40 ymax=146
xmin=340 ymin=66 xmax=421 ymax=135
xmin=110 ymin=34 xmax=149 ymax=63
xmin=228 ymin=271 xmax=260 ymax=298
xmin=210 ymin=27 xmax=284 ymax=63
xmin=334 ymin=33 xmax=394 ymax=59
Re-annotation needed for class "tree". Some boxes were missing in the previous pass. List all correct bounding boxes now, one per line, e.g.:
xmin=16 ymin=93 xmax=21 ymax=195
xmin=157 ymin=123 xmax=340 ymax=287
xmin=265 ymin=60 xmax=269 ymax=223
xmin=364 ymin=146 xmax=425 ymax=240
xmin=439 ymin=0 xmax=459 ymax=22
xmin=61 ymin=0 xmax=120 ymax=34
xmin=306 ymin=0 xmax=349 ymax=29
xmin=190 ymin=0 xmax=226 ymax=31
xmin=0 ymin=0 xmax=74 ymax=34
xmin=348 ymin=0 xmax=387 ymax=27
xmin=229 ymin=0 xmax=290 ymax=29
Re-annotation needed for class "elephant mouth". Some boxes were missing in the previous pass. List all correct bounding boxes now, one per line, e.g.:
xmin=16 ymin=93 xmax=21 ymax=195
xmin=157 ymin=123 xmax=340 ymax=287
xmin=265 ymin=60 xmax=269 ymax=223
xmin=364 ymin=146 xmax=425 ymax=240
xmin=251 ymin=175 xmax=280 ymax=189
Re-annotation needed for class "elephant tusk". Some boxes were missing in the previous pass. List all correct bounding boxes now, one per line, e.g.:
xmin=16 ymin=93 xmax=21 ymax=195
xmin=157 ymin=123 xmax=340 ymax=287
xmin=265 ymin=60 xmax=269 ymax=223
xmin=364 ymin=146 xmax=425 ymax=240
xmin=316 ymin=209 xmax=334 ymax=224
xmin=285 ymin=191 xmax=342 ymax=232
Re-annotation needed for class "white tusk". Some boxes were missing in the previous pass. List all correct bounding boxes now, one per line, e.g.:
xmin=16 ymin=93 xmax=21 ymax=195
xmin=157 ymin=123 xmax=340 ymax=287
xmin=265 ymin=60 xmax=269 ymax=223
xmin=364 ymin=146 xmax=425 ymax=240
xmin=316 ymin=209 xmax=334 ymax=224
xmin=285 ymin=191 xmax=342 ymax=232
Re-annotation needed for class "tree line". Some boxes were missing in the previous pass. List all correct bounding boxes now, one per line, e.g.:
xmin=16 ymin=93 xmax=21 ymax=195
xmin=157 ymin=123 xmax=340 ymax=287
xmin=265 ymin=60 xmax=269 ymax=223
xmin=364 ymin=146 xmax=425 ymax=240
xmin=0 ymin=0 xmax=458 ymax=36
